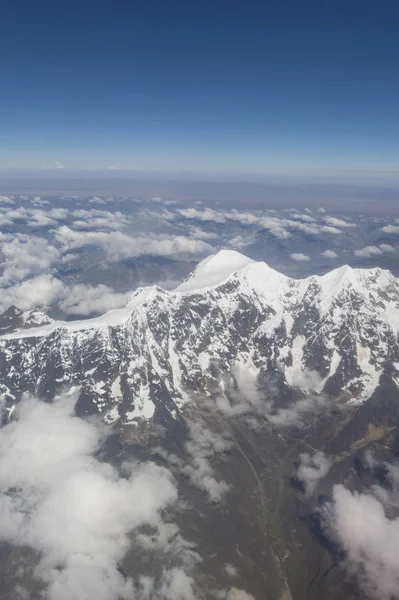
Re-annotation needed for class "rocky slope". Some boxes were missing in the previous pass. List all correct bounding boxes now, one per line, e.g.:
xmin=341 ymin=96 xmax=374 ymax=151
xmin=1 ymin=249 xmax=399 ymax=424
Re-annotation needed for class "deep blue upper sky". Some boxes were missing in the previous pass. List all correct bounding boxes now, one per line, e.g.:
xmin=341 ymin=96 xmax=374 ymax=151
xmin=1 ymin=0 xmax=398 ymax=177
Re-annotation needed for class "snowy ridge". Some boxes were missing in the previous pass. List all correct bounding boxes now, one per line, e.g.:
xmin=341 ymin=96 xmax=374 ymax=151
xmin=3 ymin=251 xmax=394 ymax=340
xmin=1 ymin=250 xmax=399 ymax=422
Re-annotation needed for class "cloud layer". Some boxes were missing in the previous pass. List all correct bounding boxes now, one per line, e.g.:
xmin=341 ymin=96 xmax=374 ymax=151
xmin=0 ymin=396 xmax=178 ymax=600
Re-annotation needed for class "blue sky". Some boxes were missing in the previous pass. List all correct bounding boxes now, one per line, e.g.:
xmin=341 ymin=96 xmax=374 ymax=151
xmin=0 ymin=0 xmax=398 ymax=178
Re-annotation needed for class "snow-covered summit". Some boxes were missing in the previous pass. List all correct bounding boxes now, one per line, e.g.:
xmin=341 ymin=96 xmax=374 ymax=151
xmin=175 ymin=249 xmax=255 ymax=292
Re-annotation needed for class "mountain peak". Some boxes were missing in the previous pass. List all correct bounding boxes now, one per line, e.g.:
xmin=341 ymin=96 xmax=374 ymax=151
xmin=174 ymin=249 xmax=255 ymax=292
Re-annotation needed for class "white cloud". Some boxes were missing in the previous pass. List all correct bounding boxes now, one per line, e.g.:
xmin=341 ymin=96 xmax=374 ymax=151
xmin=258 ymin=217 xmax=291 ymax=239
xmin=264 ymin=392 xmax=329 ymax=428
xmin=227 ymin=588 xmax=255 ymax=600
xmin=0 ymin=275 xmax=64 ymax=312
xmin=296 ymin=452 xmax=331 ymax=497
xmin=55 ymin=227 xmax=213 ymax=261
xmin=0 ymin=234 xmax=60 ymax=286
xmin=156 ymin=568 xmax=196 ymax=600
xmin=0 ymin=195 xmax=14 ymax=205
xmin=71 ymin=209 xmax=127 ymax=231
xmin=355 ymin=244 xmax=397 ymax=258
xmin=290 ymin=253 xmax=310 ymax=261
xmin=0 ymin=206 xmax=68 ymax=228
xmin=58 ymin=284 xmax=130 ymax=316
xmin=182 ymin=420 xmax=230 ymax=503
xmin=381 ymin=225 xmax=399 ymax=234
xmin=224 ymin=564 xmax=238 ymax=577
xmin=49 ymin=207 xmax=69 ymax=220
xmin=321 ymin=250 xmax=338 ymax=259
xmin=173 ymin=206 xmax=356 ymax=241
xmin=0 ymin=396 xmax=178 ymax=600
xmin=324 ymin=216 xmax=355 ymax=228
xmin=216 ymin=363 xmax=263 ymax=417
xmin=228 ymin=235 xmax=249 ymax=250
xmin=379 ymin=244 xmax=396 ymax=253
xmin=32 ymin=198 xmax=50 ymax=207
xmin=290 ymin=212 xmax=316 ymax=223
xmin=88 ymin=196 xmax=108 ymax=204
xmin=320 ymin=225 xmax=344 ymax=235
xmin=354 ymin=245 xmax=382 ymax=258
xmin=177 ymin=208 xmax=226 ymax=223
xmin=317 ymin=207 xmax=327 ymax=213
xmin=186 ymin=226 xmax=219 ymax=241
xmin=323 ymin=484 xmax=399 ymax=600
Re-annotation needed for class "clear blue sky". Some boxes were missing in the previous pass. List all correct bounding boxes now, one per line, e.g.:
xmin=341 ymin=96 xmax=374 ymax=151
xmin=0 ymin=0 xmax=398 ymax=177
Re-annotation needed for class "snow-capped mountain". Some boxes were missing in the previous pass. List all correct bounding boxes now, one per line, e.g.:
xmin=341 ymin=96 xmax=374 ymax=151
xmin=0 ymin=305 xmax=53 ymax=335
xmin=1 ymin=249 xmax=399 ymax=423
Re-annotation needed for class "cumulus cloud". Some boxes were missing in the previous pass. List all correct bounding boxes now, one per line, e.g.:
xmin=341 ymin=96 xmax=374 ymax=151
xmin=32 ymin=198 xmax=51 ymax=207
xmin=224 ymin=564 xmax=238 ymax=577
xmin=381 ymin=224 xmax=399 ymax=234
xmin=216 ymin=363 xmax=263 ymax=417
xmin=55 ymin=227 xmax=213 ymax=261
xmin=295 ymin=452 xmax=331 ymax=497
xmin=321 ymin=453 xmax=399 ymax=600
xmin=321 ymin=250 xmax=338 ymax=259
xmin=0 ymin=234 xmax=60 ymax=286
xmin=0 ymin=195 xmax=14 ymax=205
xmin=186 ymin=226 xmax=219 ymax=241
xmin=354 ymin=245 xmax=383 ymax=258
xmin=58 ymin=284 xmax=131 ymax=316
xmin=320 ymin=225 xmax=344 ymax=235
xmin=265 ymin=393 xmax=330 ymax=428
xmin=71 ymin=208 xmax=127 ymax=231
xmin=0 ymin=274 xmax=64 ymax=312
xmin=226 ymin=588 xmax=255 ymax=600
xmin=172 ymin=205 xmax=359 ymax=242
xmin=0 ymin=276 xmax=135 ymax=316
xmin=323 ymin=483 xmax=399 ymax=600
xmin=213 ymin=362 xmax=330 ymax=429
xmin=183 ymin=420 xmax=230 ymax=502
xmin=324 ymin=216 xmax=355 ymax=228
xmin=0 ymin=206 xmax=68 ymax=228
xmin=0 ymin=395 xmax=178 ymax=600
xmin=177 ymin=205 xmax=323 ymax=241
xmin=227 ymin=234 xmax=257 ymax=250
xmin=177 ymin=207 xmax=226 ymax=223
xmin=379 ymin=244 xmax=396 ymax=253
xmin=289 ymin=212 xmax=316 ymax=223
xmin=290 ymin=253 xmax=310 ymax=262
xmin=88 ymin=196 xmax=108 ymax=204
